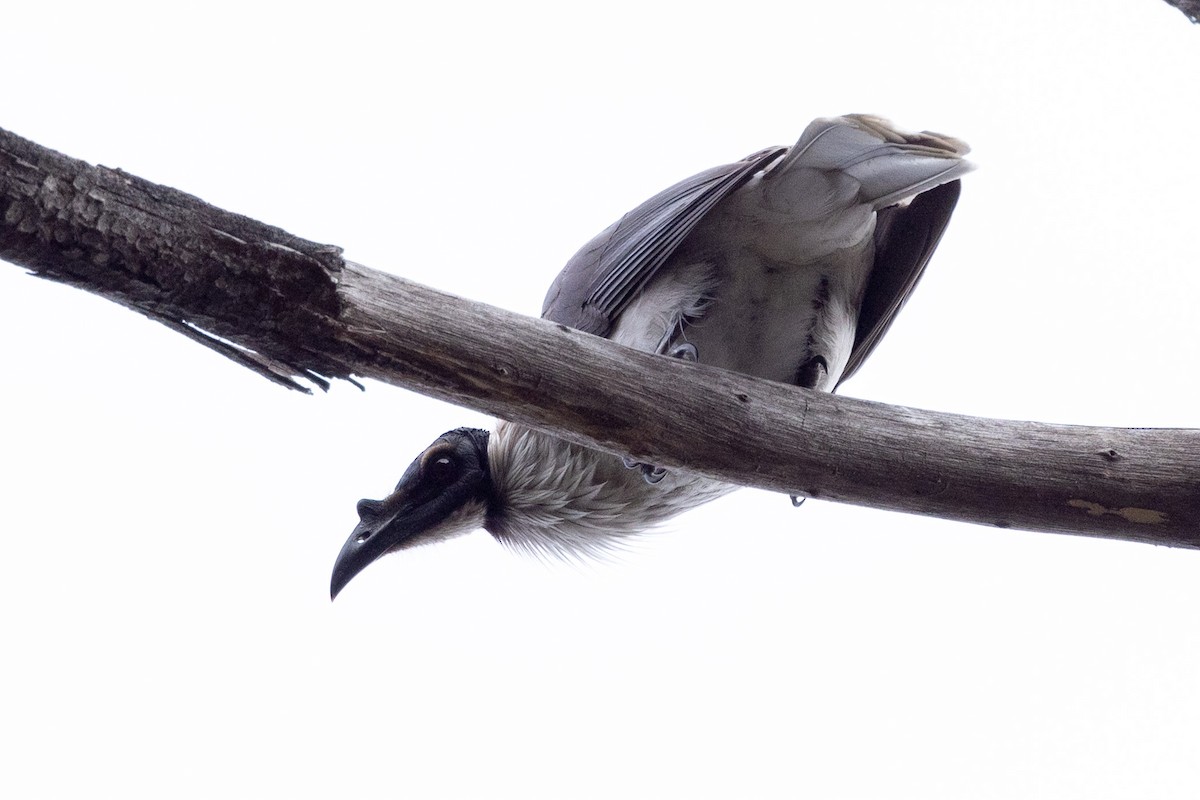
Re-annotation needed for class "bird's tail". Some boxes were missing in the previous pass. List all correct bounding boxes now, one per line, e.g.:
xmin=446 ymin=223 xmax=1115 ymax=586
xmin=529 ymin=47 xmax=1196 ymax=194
xmin=771 ymin=114 xmax=974 ymax=209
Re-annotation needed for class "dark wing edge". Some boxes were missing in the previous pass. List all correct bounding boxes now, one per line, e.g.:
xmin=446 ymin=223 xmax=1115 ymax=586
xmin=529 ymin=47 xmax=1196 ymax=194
xmin=836 ymin=179 xmax=962 ymax=389
xmin=542 ymin=146 xmax=787 ymax=336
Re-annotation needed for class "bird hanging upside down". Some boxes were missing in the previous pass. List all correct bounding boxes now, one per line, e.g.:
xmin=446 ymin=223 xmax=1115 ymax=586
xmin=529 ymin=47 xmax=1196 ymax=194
xmin=331 ymin=114 xmax=973 ymax=598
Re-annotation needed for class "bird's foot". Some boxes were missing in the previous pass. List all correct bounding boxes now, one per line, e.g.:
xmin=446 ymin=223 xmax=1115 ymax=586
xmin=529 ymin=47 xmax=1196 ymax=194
xmin=621 ymin=343 xmax=697 ymax=483
xmin=794 ymin=355 xmax=828 ymax=390
xmin=622 ymin=456 xmax=667 ymax=484
xmin=790 ymin=495 xmax=807 ymax=508
xmin=668 ymin=342 xmax=698 ymax=362
xmin=641 ymin=465 xmax=667 ymax=484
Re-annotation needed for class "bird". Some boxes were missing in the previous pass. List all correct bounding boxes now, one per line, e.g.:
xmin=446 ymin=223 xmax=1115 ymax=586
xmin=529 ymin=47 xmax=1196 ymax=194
xmin=330 ymin=114 xmax=973 ymax=599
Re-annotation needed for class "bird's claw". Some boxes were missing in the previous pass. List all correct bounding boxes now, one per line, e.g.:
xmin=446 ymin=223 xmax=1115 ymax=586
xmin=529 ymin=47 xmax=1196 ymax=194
xmin=668 ymin=342 xmax=698 ymax=362
xmin=624 ymin=345 xmax=692 ymax=481
xmin=623 ymin=456 xmax=667 ymax=484
xmin=641 ymin=465 xmax=667 ymax=484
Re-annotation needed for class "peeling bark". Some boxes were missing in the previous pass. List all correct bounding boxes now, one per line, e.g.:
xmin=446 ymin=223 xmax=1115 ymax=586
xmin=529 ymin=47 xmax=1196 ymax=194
xmin=1 ymin=127 xmax=351 ymax=391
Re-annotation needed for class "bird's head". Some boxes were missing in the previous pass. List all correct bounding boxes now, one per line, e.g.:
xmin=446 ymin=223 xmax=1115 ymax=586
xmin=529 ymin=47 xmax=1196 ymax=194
xmin=330 ymin=427 xmax=493 ymax=599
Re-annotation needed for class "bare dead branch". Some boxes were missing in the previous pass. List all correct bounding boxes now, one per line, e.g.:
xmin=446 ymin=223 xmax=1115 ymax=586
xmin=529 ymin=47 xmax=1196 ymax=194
xmin=0 ymin=126 xmax=351 ymax=392
xmin=2 ymin=125 xmax=1198 ymax=549
xmin=1162 ymin=0 xmax=1200 ymax=23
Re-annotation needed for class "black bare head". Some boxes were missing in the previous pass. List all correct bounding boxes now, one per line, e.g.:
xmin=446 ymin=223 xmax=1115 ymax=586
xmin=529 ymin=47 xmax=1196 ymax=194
xmin=330 ymin=428 xmax=492 ymax=600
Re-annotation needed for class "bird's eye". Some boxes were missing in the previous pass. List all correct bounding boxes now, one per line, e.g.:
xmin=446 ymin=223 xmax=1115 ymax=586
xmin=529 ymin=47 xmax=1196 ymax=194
xmin=424 ymin=452 xmax=457 ymax=482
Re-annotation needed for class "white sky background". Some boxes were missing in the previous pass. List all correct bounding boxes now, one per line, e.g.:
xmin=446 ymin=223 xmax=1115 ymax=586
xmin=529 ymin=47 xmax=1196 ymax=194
xmin=2 ymin=1 xmax=1198 ymax=797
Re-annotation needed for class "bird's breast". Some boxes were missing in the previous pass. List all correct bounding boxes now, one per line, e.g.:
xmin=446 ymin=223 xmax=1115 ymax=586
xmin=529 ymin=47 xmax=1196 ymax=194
xmin=678 ymin=237 xmax=875 ymax=390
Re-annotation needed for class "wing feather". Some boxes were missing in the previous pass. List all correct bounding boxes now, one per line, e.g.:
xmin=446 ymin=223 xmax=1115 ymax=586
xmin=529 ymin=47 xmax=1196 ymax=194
xmin=837 ymin=180 xmax=962 ymax=387
xmin=542 ymin=146 xmax=786 ymax=336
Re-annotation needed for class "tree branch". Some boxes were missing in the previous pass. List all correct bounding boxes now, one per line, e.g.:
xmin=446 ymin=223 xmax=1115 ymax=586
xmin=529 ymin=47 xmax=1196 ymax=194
xmin=3 ymin=126 xmax=1198 ymax=548
xmin=1162 ymin=0 xmax=1200 ymax=23
xmin=0 ymin=126 xmax=350 ymax=392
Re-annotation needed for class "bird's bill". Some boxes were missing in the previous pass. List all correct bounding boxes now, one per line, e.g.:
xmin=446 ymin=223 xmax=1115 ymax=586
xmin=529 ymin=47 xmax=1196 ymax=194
xmin=329 ymin=470 xmax=425 ymax=600
xmin=329 ymin=429 xmax=492 ymax=600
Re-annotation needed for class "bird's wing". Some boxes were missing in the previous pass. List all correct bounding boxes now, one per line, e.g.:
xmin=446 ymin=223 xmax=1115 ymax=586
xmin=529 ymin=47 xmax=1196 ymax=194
xmin=542 ymin=146 xmax=787 ymax=336
xmin=837 ymin=179 xmax=962 ymax=388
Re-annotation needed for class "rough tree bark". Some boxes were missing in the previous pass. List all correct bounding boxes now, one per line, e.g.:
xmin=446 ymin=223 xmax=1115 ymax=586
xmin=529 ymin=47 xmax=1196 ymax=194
xmin=2 ymin=126 xmax=1198 ymax=549
xmin=1163 ymin=0 xmax=1200 ymax=22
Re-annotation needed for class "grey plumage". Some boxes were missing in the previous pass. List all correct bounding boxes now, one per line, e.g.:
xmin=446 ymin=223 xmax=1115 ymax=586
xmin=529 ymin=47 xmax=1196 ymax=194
xmin=331 ymin=114 xmax=973 ymax=598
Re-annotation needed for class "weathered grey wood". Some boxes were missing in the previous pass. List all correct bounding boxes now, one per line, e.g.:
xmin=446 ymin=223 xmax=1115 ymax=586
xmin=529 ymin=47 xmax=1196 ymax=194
xmin=1163 ymin=0 xmax=1200 ymax=22
xmin=338 ymin=264 xmax=1200 ymax=546
xmin=0 ymin=127 xmax=352 ymax=392
xmin=2 ymin=125 xmax=1198 ymax=548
